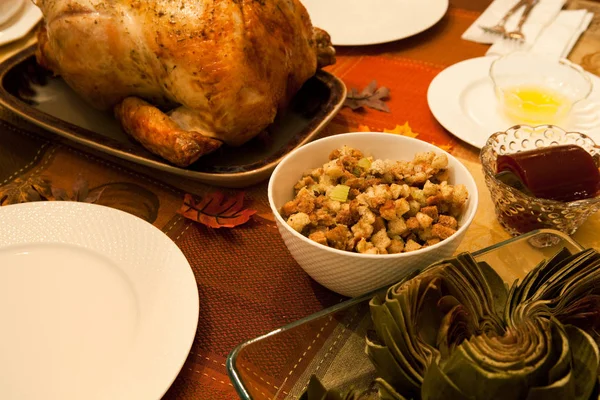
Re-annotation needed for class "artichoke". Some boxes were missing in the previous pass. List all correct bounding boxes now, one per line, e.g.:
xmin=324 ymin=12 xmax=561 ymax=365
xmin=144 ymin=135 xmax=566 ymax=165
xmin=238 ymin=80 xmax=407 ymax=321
xmin=299 ymin=376 xmax=376 ymax=400
xmin=367 ymin=248 xmax=600 ymax=400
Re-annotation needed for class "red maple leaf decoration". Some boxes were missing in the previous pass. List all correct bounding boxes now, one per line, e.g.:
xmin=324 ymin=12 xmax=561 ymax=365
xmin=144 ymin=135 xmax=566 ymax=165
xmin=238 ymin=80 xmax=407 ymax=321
xmin=178 ymin=192 xmax=257 ymax=228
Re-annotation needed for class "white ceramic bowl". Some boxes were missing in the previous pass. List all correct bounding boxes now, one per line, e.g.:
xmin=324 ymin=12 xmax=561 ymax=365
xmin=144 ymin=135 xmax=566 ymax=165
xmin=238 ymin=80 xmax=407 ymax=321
xmin=268 ymin=132 xmax=479 ymax=297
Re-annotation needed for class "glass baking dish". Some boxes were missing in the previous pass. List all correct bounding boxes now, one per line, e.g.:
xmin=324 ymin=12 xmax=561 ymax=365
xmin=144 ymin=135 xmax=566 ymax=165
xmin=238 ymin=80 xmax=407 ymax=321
xmin=226 ymin=229 xmax=585 ymax=399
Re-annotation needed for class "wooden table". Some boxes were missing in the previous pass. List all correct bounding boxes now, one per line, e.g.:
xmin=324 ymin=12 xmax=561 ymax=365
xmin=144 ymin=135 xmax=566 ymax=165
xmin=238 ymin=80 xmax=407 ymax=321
xmin=1 ymin=1 xmax=600 ymax=399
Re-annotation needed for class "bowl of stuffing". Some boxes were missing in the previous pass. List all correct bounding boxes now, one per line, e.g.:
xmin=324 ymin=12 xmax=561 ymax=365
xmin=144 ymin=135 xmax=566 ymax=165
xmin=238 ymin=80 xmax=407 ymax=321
xmin=268 ymin=132 xmax=479 ymax=297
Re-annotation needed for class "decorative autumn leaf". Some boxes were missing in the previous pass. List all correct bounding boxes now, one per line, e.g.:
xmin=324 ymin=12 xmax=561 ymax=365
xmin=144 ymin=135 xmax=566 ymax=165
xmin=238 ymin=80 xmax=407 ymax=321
xmin=67 ymin=175 xmax=106 ymax=203
xmin=344 ymin=80 xmax=391 ymax=112
xmin=433 ymin=142 xmax=454 ymax=152
xmin=0 ymin=176 xmax=54 ymax=205
xmin=178 ymin=192 xmax=257 ymax=228
xmin=71 ymin=175 xmax=89 ymax=202
xmin=30 ymin=177 xmax=55 ymax=200
xmin=0 ymin=175 xmax=103 ymax=206
xmin=383 ymin=122 xmax=419 ymax=138
xmin=51 ymin=187 xmax=70 ymax=201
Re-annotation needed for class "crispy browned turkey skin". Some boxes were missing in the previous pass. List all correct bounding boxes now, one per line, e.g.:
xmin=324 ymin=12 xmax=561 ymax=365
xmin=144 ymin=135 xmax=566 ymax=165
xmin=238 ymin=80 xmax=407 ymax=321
xmin=34 ymin=0 xmax=335 ymax=167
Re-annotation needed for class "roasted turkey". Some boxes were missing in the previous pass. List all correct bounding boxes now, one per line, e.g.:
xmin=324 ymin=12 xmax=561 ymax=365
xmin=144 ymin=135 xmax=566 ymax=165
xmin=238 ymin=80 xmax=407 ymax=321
xmin=33 ymin=0 xmax=335 ymax=167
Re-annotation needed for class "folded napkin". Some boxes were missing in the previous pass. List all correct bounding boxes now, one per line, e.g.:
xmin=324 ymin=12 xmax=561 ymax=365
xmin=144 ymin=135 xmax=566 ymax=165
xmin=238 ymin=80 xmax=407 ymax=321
xmin=528 ymin=10 xmax=593 ymax=58
xmin=462 ymin=0 xmax=566 ymax=45
xmin=486 ymin=9 xmax=594 ymax=57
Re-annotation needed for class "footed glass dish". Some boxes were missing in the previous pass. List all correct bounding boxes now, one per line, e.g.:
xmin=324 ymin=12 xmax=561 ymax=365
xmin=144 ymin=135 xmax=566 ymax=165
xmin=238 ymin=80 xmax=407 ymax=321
xmin=480 ymin=125 xmax=600 ymax=237
xmin=226 ymin=229 xmax=585 ymax=399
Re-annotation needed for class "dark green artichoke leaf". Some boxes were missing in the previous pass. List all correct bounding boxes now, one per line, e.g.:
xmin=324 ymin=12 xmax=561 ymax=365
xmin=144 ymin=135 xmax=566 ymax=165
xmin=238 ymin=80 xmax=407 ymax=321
xmin=370 ymin=295 xmax=428 ymax=388
xmin=564 ymin=325 xmax=599 ymax=399
xmin=437 ymin=258 xmax=493 ymax=323
xmin=299 ymin=376 xmax=373 ymax=400
xmin=476 ymin=261 xmax=509 ymax=316
xmin=421 ymin=360 xmax=472 ymax=400
xmin=524 ymin=371 xmax=575 ymax=400
xmin=375 ymin=378 xmax=412 ymax=400
xmin=505 ymin=259 xmax=548 ymax=322
xmin=439 ymin=255 xmax=505 ymax=333
xmin=503 ymin=249 xmax=575 ymax=323
xmin=414 ymin=277 xmax=447 ymax=348
xmin=366 ymin=336 xmax=421 ymax=397
xmin=410 ymin=256 xmax=504 ymax=337
xmin=526 ymin=324 xmax=599 ymax=400
xmin=300 ymin=375 xmax=338 ymax=400
xmin=396 ymin=281 xmax=440 ymax=366
xmin=526 ymin=249 xmax=599 ymax=302
xmin=511 ymin=248 xmax=600 ymax=342
xmin=554 ymin=295 xmax=600 ymax=337
xmin=438 ymin=317 xmax=559 ymax=399
xmin=519 ymin=248 xmax=573 ymax=300
xmin=436 ymin=302 xmax=474 ymax=359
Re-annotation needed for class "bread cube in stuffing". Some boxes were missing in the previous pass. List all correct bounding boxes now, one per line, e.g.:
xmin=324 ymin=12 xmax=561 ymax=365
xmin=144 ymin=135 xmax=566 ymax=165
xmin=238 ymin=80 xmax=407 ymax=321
xmin=406 ymin=217 xmax=420 ymax=231
xmin=417 ymin=227 xmax=434 ymax=241
xmin=373 ymin=217 xmax=386 ymax=234
xmin=425 ymin=238 xmax=441 ymax=247
xmin=309 ymin=231 xmax=328 ymax=246
xmin=404 ymin=239 xmax=422 ymax=252
xmin=410 ymin=188 xmax=428 ymax=207
xmin=423 ymin=180 xmax=439 ymax=197
xmin=323 ymin=159 xmax=344 ymax=179
xmin=438 ymin=215 xmax=458 ymax=229
xmin=379 ymin=200 xmax=397 ymax=221
xmin=407 ymin=200 xmax=421 ymax=217
xmin=364 ymin=184 xmax=392 ymax=208
xmin=326 ymin=225 xmax=352 ymax=250
xmin=452 ymin=184 xmax=469 ymax=206
xmin=420 ymin=206 xmax=439 ymax=222
xmin=432 ymin=153 xmax=448 ymax=169
xmin=432 ymin=223 xmax=457 ymax=240
xmin=413 ymin=152 xmax=435 ymax=165
xmin=416 ymin=212 xmax=433 ymax=229
xmin=356 ymin=238 xmax=379 ymax=254
xmin=287 ymin=212 xmax=311 ymax=232
xmin=371 ymin=228 xmax=391 ymax=252
xmin=351 ymin=213 xmax=375 ymax=239
xmin=395 ymin=198 xmax=411 ymax=217
xmin=388 ymin=217 xmax=409 ymax=236
xmin=387 ymin=238 xmax=405 ymax=254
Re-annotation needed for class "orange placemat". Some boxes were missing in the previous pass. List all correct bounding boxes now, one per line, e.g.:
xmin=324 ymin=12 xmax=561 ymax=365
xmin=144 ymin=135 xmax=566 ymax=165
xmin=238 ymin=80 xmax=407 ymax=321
xmin=323 ymin=55 xmax=480 ymax=162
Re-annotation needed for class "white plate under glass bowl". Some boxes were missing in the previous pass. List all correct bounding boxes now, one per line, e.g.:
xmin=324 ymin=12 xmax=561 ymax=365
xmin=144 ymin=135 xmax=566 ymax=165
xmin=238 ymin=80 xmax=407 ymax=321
xmin=427 ymin=56 xmax=600 ymax=148
xmin=0 ymin=0 xmax=24 ymax=26
xmin=302 ymin=0 xmax=449 ymax=46
xmin=0 ymin=0 xmax=42 ymax=47
xmin=0 ymin=202 xmax=199 ymax=400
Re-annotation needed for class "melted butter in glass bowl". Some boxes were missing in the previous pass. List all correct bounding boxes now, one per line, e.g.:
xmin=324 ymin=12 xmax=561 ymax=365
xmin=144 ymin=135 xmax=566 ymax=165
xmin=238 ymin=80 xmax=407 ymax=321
xmin=490 ymin=52 xmax=592 ymax=125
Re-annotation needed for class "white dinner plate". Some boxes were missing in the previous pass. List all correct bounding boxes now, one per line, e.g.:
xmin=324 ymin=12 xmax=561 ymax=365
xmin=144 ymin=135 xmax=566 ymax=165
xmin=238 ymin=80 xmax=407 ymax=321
xmin=0 ymin=202 xmax=199 ymax=400
xmin=427 ymin=56 xmax=600 ymax=149
xmin=0 ymin=0 xmax=24 ymax=26
xmin=0 ymin=0 xmax=42 ymax=47
xmin=302 ymin=0 xmax=449 ymax=46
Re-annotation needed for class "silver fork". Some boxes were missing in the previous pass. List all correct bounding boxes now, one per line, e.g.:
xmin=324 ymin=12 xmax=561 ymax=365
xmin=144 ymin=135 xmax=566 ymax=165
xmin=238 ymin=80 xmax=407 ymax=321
xmin=480 ymin=0 xmax=528 ymax=36
xmin=505 ymin=0 xmax=540 ymax=42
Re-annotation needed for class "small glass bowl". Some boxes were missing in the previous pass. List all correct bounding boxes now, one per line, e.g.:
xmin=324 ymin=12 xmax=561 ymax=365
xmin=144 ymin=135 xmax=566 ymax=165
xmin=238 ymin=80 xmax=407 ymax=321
xmin=489 ymin=52 xmax=593 ymax=125
xmin=480 ymin=125 xmax=600 ymax=237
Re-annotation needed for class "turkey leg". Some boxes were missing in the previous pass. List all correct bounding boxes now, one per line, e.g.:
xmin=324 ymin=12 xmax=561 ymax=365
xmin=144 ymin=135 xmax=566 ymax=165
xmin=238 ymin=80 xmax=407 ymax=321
xmin=114 ymin=97 xmax=222 ymax=168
